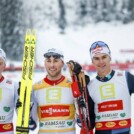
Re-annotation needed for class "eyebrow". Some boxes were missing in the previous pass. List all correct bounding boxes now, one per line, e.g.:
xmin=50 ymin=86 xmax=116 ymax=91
xmin=45 ymin=57 xmax=60 ymax=60
xmin=93 ymin=54 xmax=108 ymax=58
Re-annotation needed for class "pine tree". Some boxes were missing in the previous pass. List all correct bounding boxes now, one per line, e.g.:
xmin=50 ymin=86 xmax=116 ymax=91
xmin=0 ymin=0 xmax=25 ymax=61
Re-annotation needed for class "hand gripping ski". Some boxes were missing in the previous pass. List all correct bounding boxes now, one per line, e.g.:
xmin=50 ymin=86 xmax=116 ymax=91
xmin=67 ymin=62 xmax=94 ymax=134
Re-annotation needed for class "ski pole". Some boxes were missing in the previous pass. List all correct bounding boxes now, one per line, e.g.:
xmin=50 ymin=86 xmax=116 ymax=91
xmin=67 ymin=63 xmax=93 ymax=134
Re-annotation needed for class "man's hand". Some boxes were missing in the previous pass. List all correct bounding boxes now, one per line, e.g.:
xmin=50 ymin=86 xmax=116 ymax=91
xmin=68 ymin=60 xmax=82 ymax=75
xmin=67 ymin=60 xmax=90 ymax=84
xmin=16 ymin=99 xmax=22 ymax=109
xmin=78 ymin=96 xmax=86 ymax=108
xmin=29 ymin=117 xmax=37 ymax=130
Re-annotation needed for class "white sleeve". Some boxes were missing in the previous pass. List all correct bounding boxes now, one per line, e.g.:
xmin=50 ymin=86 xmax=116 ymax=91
xmin=30 ymin=88 xmax=38 ymax=124
xmin=14 ymin=81 xmax=19 ymax=105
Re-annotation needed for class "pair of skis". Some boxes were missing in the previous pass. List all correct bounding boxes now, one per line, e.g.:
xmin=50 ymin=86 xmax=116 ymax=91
xmin=67 ymin=63 xmax=94 ymax=134
xmin=16 ymin=30 xmax=36 ymax=134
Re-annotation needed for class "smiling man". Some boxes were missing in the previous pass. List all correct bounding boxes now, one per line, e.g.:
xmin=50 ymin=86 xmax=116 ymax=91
xmin=88 ymin=41 xmax=134 ymax=134
xmin=31 ymin=48 xmax=77 ymax=134
xmin=69 ymin=41 xmax=134 ymax=134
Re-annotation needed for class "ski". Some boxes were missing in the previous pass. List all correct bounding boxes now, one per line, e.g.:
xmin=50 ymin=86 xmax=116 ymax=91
xmin=16 ymin=30 xmax=36 ymax=134
xmin=67 ymin=63 xmax=94 ymax=134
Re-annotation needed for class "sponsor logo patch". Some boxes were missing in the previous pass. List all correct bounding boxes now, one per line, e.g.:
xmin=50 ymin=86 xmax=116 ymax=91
xmin=3 ymin=106 xmax=10 ymax=112
xmin=40 ymin=105 xmax=70 ymax=118
xmin=100 ymin=83 xmax=115 ymax=100
xmin=98 ymin=100 xmax=123 ymax=112
xmin=119 ymin=120 xmax=128 ymax=126
xmin=3 ymin=124 xmax=12 ymax=130
xmin=105 ymin=122 xmax=116 ymax=128
xmin=96 ymin=123 xmax=103 ymax=128
xmin=46 ymin=88 xmax=61 ymax=103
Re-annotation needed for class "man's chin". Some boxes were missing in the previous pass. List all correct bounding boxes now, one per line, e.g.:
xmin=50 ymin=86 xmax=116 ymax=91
xmin=49 ymin=73 xmax=57 ymax=78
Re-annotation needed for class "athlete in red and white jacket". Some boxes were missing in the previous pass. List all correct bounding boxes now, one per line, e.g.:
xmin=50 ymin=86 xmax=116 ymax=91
xmin=0 ymin=48 xmax=19 ymax=134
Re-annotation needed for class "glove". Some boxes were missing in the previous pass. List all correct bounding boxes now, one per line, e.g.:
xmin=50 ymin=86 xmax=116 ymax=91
xmin=29 ymin=117 xmax=37 ymax=130
xmin=76 ymin=117 xmax=89 ymax=128
xmin=77 ymin=117 xmax=82 ymax=128
xmin=68 ymin=60 xmax=82 ymax=75
xmin=78 ymin=97 xmax=86 ymax=108
xmin=16 ymin=99 xmax=22 ymax=109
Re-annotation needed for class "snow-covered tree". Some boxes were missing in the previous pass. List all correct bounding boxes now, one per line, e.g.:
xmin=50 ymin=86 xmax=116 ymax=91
xmin=0 ymin=0 xmax=25 ymax=60
xmin=58 ymin=0 xmax=66 ymax=33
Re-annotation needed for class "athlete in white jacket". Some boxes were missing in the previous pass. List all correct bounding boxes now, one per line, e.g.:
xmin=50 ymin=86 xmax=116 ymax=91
xmin=71 ymin=41 xmax=134 ymax=134
xmin=0 ymin=48 xmax=19 ymax=134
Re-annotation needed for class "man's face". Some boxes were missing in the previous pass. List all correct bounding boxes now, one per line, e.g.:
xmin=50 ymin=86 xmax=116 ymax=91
xmin=92 ymin=53 xmax=111 ymax=75
xmin=45 ymin=56 xmax=64 ymax=79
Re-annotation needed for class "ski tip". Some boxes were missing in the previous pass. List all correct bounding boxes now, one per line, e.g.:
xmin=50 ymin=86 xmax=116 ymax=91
xmin=31 ymin=29 xmax=36 ymax=36
xmin=26 ymin=29 xmax=31 ymax=35
xmin=25 ymin=29 xmax=36 ymax=36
